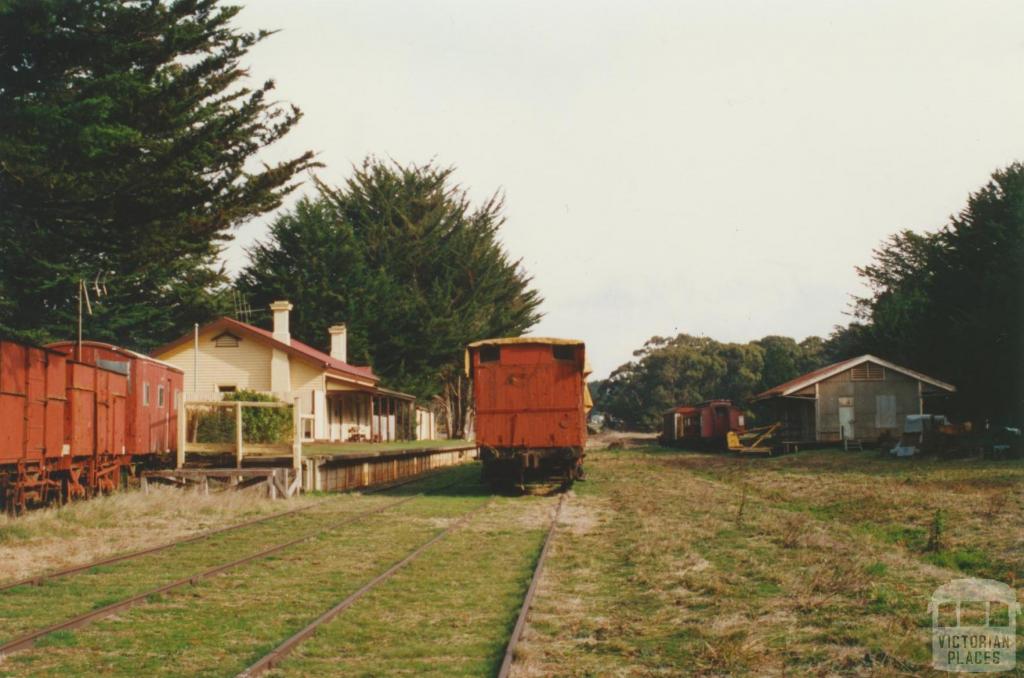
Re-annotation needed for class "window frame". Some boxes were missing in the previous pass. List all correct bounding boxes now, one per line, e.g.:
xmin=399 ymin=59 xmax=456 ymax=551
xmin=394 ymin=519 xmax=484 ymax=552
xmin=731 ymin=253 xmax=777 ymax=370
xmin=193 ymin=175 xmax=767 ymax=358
xmin=479 ymin=345 xmax=500 ymax=363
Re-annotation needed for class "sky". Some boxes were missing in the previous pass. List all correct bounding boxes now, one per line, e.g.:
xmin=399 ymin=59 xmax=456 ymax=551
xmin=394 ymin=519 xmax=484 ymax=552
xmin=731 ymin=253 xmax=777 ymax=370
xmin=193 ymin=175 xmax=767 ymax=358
xmin=223 ymin=0 xmax=1024 ymax=379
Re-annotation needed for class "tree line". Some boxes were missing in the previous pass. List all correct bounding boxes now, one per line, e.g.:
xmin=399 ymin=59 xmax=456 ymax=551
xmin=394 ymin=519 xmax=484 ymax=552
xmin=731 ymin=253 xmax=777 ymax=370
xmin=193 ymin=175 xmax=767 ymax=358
xmin=591 ymin=334 xmax=830 ymax=431
xmin=595 ymin=163 xmax=1024 ymax=430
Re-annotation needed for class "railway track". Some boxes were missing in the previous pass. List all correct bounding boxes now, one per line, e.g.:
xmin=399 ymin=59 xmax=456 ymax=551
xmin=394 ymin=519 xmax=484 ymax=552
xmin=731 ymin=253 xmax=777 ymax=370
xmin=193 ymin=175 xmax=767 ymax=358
xmin=238 ymin=493 xmax=567 ymax=678
xmin=497 ymin=494 xmax=565 ymax=678
xmin=0 ymin=470 xmax=467 ymax=656
xmin=0 ymin=465 xmax=452 ymax=593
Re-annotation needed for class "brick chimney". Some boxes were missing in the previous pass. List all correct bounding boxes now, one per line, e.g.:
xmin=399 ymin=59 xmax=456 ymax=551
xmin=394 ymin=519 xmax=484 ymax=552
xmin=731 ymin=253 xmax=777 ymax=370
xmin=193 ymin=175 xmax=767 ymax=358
xmin=270 ymin=301 xmax=293 ymax=342
xmin=328 ymin=324 xmax=347 ymax=362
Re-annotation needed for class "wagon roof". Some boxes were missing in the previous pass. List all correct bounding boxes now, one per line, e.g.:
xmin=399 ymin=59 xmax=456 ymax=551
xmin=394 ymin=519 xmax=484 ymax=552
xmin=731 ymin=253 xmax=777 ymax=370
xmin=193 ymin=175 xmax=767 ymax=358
xmin=47 ymin=340 xmax=184 ymax=373
xmin=753 ymin=354 xmax=956 ymax=400
xmin=466 ymin=337 xmax=591 ymax=377
xmin=466 ymin=336 xmax=585 ymax=348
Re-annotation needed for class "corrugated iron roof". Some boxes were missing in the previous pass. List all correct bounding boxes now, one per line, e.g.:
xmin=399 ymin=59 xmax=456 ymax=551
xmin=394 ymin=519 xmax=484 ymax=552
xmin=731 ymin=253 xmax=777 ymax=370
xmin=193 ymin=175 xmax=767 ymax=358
xmin=753 ymin=354 xmax=955 ymax=400
xmin=151 ymin=317 xmax=378 ymax=383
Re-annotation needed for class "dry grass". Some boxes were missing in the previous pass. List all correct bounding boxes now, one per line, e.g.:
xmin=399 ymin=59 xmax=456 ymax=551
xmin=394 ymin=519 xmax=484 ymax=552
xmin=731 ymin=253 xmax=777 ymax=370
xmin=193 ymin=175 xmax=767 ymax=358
xmin=513 ymin=446 xmax=1023 ymax=677
xmin=0 ymin=485 xmax=316 ymax=584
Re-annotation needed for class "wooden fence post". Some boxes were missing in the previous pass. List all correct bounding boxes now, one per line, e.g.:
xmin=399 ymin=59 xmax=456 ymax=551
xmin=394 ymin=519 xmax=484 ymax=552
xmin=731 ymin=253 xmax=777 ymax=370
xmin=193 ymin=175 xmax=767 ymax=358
xmin=292 ymin=396 xmax=302 ymax=476
xmin=177 ymin=391 xmax=187 ymax=469
xmin=235 ymin=401 xmax=244 ymax=468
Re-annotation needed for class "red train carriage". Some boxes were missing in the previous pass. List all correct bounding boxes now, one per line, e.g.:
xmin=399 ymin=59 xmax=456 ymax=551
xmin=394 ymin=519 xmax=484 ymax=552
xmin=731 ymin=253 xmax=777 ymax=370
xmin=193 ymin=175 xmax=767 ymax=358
xmin=466 ymin=337 xmax=592 ymax=491
xmin=46 ymin=341 xmax=183 ymax=456
xmin=660 ymin=399 xmax=746 ymax=448
xmin=0 ymin=338 xmax=182 ymax=513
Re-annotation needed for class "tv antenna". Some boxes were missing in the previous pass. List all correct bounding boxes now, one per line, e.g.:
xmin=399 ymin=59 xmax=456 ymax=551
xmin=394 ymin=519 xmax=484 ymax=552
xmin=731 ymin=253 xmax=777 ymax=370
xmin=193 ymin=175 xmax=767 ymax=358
xmin=77 ymin=272 xmax=110 ymax=361
xmin=232 ymin=290 xmax=254 ymax=324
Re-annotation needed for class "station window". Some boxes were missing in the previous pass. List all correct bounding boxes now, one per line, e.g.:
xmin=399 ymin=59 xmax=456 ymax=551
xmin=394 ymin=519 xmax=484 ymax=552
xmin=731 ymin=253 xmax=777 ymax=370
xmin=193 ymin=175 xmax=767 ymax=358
xmin=143 ymin=383 xmax=150 ymax=406
xmin=479 ymin=346 xmax=500 ymax=363
xmin=553 ymin=345 xmax=575 ymax=361
xmin=218 ymin=385 xmax=237 ymax=394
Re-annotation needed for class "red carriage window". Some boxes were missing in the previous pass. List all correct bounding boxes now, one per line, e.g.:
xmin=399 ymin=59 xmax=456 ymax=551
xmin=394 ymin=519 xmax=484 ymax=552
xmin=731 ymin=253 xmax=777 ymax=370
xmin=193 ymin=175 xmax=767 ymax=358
xmin=479 ymin=346 xmax=500 ymax=363
xmin=552 ymin=345 xmax=575 ymax=361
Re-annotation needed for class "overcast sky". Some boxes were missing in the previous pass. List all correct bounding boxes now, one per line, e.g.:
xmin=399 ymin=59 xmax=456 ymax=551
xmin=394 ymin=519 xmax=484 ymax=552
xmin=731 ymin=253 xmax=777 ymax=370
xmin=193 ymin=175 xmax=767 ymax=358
xmin=222 ymin=0 xmax=1024 ymax=378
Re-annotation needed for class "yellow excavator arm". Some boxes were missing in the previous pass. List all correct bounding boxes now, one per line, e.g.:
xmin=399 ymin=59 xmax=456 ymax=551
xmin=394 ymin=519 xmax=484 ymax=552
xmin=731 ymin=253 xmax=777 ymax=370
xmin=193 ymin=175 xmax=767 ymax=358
xmin=727 ymin=422 xmax=781 ymax=454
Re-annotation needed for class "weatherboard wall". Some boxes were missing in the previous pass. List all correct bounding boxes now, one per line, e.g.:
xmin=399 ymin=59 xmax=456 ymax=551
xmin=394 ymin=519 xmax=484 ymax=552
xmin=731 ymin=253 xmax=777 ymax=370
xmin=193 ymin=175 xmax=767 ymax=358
xmin=815 ymin=366 xmax=921 ymax=441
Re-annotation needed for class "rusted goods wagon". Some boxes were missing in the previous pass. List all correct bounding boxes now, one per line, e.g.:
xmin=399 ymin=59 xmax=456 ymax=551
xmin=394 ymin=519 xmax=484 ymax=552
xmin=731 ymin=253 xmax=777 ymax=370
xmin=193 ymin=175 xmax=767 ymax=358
xmin=47 ymin=341 xmax=183 ymax=455
xmin=661 ymin=399 xmax=746 ymax=448
xmin=466 ymin=337 xmax=592 ymax=491
xmin=0 ymin=338 xmax=166 ymax=513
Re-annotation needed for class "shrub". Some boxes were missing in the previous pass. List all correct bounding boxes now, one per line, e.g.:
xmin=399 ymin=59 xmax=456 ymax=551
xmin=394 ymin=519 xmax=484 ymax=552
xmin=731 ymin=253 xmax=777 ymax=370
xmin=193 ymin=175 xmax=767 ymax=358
xmin=195 ymin=390 xmax=292 ymax=444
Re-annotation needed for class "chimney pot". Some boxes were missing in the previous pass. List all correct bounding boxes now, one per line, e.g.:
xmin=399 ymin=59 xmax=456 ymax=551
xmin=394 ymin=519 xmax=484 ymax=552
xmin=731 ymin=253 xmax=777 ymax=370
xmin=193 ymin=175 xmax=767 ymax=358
xmin=270 ymin=300 xmax=293 ymax=342
xmin=328 ymin=324 xmax=347 ymax=363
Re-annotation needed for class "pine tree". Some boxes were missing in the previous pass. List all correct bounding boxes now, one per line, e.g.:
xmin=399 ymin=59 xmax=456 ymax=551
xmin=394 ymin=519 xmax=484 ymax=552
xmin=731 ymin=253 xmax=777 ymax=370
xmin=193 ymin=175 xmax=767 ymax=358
xmin=0 ymin=0 xmax=317 ymax=349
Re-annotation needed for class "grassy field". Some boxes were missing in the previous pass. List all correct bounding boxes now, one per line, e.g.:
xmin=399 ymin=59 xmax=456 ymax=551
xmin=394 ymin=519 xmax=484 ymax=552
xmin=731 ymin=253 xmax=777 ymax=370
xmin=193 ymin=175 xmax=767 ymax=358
xmin=0 ymin=487 xmax=318 ymax=585
xmin=517 ymin=444 xmax=1023 ymax=677
xmin=0 ymin=466 xmax=555 ymax=678
xmin=0 ymin=444 xmax=1020 ymax=677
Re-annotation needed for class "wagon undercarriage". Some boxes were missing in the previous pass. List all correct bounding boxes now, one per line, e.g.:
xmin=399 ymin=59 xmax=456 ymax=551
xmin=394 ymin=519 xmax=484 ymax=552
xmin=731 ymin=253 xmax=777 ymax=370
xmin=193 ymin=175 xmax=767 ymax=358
xmin=479 ymin=446 xmax=584 ymax=493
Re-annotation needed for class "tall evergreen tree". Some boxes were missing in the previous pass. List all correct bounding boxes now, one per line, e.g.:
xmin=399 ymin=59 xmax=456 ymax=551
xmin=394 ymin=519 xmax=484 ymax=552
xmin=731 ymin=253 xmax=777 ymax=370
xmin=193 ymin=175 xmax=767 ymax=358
xmin=237 ymin=158 xmax=543 ymax=437
xmin=838 ymin=163 xmax=1024 ymax=422
xmin=0 ymin=0 xmax=317 ymax=349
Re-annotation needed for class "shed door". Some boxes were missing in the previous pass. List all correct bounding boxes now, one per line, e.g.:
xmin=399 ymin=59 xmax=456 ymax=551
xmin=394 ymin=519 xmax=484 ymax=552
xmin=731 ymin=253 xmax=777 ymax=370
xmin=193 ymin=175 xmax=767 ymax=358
xmin=838 ymin=397 xmax=855 ymax=440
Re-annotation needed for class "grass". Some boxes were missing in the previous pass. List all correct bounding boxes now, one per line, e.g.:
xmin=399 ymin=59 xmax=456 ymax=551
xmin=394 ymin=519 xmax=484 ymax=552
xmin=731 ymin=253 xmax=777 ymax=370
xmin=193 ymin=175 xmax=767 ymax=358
xmin=0 ymin=467 xmax=492 ymax=677
xmin=272 ymin=496 xmax=557 ymax=677
xmin=304 ymin=438 xmax=473 ymax=456
xmin=0 ymin=445 xmax=1019 ymax=676
xmin=0 ymin=485 xmax=319 ymax=585
xmin=516 ymin=445 xmax=1023 ymax=676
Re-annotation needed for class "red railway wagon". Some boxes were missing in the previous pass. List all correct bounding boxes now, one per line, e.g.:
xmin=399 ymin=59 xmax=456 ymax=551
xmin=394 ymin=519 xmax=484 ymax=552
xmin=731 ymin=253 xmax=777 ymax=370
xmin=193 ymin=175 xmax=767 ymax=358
xmin=46 ymin=341 xmax=183 ymax=456
xmin=466 ymin=337 xmax=592 ymax=490
xmin=0 ymin=339 xmax=131 ymax=512
xmin=660 ymin=399 xmax=745 ymax=448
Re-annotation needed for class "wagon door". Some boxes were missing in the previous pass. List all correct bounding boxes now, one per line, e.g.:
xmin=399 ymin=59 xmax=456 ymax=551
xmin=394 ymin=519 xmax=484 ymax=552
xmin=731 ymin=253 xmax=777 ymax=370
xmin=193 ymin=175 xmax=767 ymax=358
xmin=25 ymin=348 xmax=48 ymax=460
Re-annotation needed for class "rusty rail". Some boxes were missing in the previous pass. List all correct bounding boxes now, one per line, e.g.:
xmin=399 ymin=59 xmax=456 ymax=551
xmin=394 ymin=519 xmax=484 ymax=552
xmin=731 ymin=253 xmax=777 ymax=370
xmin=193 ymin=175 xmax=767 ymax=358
xmin=237 ymin=500 xmax=493 ymax=677
xmin=497 ymin=494 xmax=565 ymax=678
xmin=0 ymin=475 xmax=466 ymax=656
xmin=0 ymin=464 xmax=453 ymax=594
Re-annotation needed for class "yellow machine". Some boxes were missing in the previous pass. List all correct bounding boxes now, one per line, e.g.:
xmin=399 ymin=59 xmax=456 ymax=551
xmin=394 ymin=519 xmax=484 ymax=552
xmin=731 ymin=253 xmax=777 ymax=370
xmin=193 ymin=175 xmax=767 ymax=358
xmin=727 ymin=422 xmax=781 ymax=455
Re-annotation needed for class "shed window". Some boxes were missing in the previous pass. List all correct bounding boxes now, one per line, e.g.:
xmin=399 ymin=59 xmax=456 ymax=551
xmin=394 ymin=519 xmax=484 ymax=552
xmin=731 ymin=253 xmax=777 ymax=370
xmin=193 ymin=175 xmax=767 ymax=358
xmin=213 ymin=332 xmax=240 ymax=348
xmin=851 ymin=362 xmax=884 ymax=381
xmin=143 ymin=383 xmax=150 ymax=406
xmin=157 ymin=385 xmax=165 ymax=408
xmin=552 ymin=345 xmax=575 ymax=361
xmin=479 ymin=346 xmax=500 ymax=363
